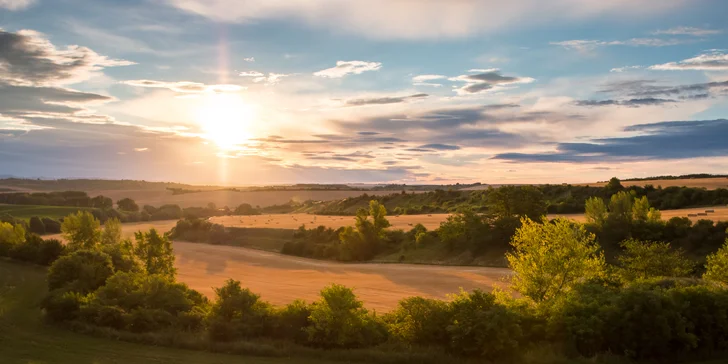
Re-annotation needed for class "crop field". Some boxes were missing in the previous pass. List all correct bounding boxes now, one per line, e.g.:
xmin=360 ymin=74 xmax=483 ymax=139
xmin=210 ymin=213 xmax=452 ymax=230
xmin=583 ymin=177 xmax=728 ymax=190
xmin=0 ymin=204 xmax=97 ymax=220
xmin=553 ymin=205 xmax=728 ymax=223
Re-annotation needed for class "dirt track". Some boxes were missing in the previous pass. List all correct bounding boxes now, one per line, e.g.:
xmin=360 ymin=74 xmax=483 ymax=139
xmin=174 ymin=241 xmax=511 ymax=312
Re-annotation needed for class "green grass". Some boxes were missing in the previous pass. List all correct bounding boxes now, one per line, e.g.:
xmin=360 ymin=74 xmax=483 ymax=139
xmin=0 ymin=259 xmax=327 ymax=364
xmin=0 ymin=205 xmax=96 ymax=220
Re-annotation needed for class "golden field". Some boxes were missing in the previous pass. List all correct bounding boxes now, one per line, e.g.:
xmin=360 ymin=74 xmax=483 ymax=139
xmin=583 ymin=177 xmax=728 ymax=190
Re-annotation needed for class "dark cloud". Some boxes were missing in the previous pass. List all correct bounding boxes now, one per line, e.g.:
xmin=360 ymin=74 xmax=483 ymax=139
xmin=598 ymin=78 xmax=728 ymax=101
xmin=418 ymin=143 xmax=461 ymax=150
xmin=357 ymin=131 xmax=380 ymax=135
xmin=0 ymin=83 xmax=111 ymax=116
xmin=574 ymin=97 xmax=677 ymax=107
xmin=493 ymin=119 xmax=728 ymax=163
xmin=404 ymin=148 xmax=434 ymax=152
xmin=451 ymin=71 xmax=534 ymax=94
xmin=0 ymin=29 xmax=133 ymax=86
xmin=345 ymin=93 xmax=428 ymax=106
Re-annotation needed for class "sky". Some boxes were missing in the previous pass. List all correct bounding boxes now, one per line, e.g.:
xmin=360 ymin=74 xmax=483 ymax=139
xmin=1 ymin=0 xmax=727 ymax=185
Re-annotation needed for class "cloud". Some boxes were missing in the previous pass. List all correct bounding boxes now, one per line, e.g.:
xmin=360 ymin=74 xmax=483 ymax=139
xmin=412 ymin=74 xmax=445 ymax=82
xmin=243 ymin=57 xmax=255 ymax=62
xmin=314 ymin=60 xmax=381 ymax=78
xmin=652 ymin=26 xmax=722 ymax=36
xmin=610 ymin=65 xmax=643 ymax=73
xmin=574 ymin=97 xmax=677 ymax=107
xmin=252 ymin=73 xmax=290 ymax=85
xmin=345 ymin=93 xmax=428 ymax=106
xmin=134 ymin=147 xmax=149 ymax=152
xmin=649 ymin=51 xmax=728 ymax=71
xmin=449 ymin=70 xmax=534 ymax=94
xmin=239 ymin=71 xmax=264 ymax=77
xmin=598 ymin=79 xmax=728 ymax=99
xmin=0 ymin=0 xmax=35 ymax=10
xmin=551 ymin=37 xmax=693 ymax=51
xmin=164 ymin=0 xmax=686 ymax=40
xmin=0 ymin=29 xmax=135 ymax=86
xmin=0 ymin=83 xmax=111 ymax=117
xmin=418 ymin=143 xmax=461 ymax=151
xmin=493 ymin=119 xmax=728 ymax=162
xmin=120 ymin=79 xmax=245 ymax=93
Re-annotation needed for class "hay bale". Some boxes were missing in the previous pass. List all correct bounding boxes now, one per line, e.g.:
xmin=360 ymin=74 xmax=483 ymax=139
xmin=688 ymin=214 xmax=697 ymax=217
xmin=706 ymin=209 xmax=715 ymax=213
xmin=697 ymin=212 xmax=708 ymax=216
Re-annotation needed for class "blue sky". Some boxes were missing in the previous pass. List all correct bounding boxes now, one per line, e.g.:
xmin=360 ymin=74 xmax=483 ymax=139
xmin=1 ymin=0 xmax=727 ymax=185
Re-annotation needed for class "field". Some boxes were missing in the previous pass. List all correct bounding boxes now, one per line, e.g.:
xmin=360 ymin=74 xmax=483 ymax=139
xmin=0 ymin=204 xmax=97 ymax=220
xmin=553 ymin=205 xmax=728 ymax=223
xmin=583 ymin=177 xmax=728 ymax=190
xmin=0 ymin=259 xmax=330 ymax=364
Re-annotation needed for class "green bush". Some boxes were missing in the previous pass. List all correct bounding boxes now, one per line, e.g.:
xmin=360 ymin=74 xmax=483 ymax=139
xmin=29 ymin=216 xmax=45 ymax=234
xmin=47 ymin=249 xmax=115 ymax=294
xmin=41 ymin=288 xmax=88 ymax=322
xmin=207 ymin=279 xmax=272 ymax=341
xmin=446 ymin=290 xmax=524 ymax=359
xmin=37 ymin=238 xmax=65 ymax=265
xmin=41 ymin=217 xmax=62 ymax=233
xmin=386 ymin=296 xmax=451 ymax=346
xmin=270 ymin=299 xmax=313 ymax=343
xmin=101 ymin=241 xmax=144 ymax=273
xmin=305 ymin=284 xmax=387 ymax=349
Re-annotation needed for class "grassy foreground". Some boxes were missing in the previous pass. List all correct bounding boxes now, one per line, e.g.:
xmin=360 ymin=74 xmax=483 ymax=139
xmin=0 ymin=259 xmax=326 ymax=364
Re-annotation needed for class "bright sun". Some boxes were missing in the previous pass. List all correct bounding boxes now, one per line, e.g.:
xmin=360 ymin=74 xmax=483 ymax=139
xmin=195 ymin=93 xmax=255 ymax=149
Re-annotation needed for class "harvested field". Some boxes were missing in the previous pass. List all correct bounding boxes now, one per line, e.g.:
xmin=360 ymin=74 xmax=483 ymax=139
xmin=174 ymin=241 xmax=511 ymax=312
xmin=552 ymin=205 xmax=728 ymax=223
xmin=583 ymin=177 xmax=728 ymax=190
xmin=210 ymin=213 xmax=451 ymax=230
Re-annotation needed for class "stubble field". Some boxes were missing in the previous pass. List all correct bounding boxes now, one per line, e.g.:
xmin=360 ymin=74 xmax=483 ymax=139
xmin=582 ymin=177 xmax=728 ymax=190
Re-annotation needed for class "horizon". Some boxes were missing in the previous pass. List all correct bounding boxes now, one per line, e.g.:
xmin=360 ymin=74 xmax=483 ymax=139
xmin=1 ymin=0 xmax=728 ymax=185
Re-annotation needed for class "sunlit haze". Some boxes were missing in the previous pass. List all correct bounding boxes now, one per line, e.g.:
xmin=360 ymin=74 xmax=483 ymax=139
xmin=1 ymin=0 xmax=727 ymax=185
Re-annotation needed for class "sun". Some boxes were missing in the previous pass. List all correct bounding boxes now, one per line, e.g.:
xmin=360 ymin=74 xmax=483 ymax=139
xmin=195 ymin=93 xmax=255 ymax=149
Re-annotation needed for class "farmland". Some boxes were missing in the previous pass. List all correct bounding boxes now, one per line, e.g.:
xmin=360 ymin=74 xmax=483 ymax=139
xmin=0 ymin=204 xmax=97 ymax=220
xmin=583 ymin=176 xmax=728 ymax=190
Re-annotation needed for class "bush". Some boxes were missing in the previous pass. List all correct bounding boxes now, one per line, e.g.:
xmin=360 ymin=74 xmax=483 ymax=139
xmin=446 ymin=290 xmax=524 ymax=359
xmin=101 ymin=241 xmax=144 ymax=273
xmin=37 ymin=238 xmax=65 ymax=265
xmin=207 ymin=279 xmax=272 ymax=341
xmin=618 ymin=239 xmax=695 ymax=281
xmin=41 ymin=288 xmax=88 ymax=322
xmin=29 ymin=216 xmax=45 ymax=234
xmin=704 ymin=239 xmax=728 ymax=285
xmin=386 ymin=296 xmax=451 ymax=346
xmin=42 ymin=217 xmax=62 ymax=233
xmin=271 ymin=299 xmax=313 ymax=343
xmin=47 ymin=249 xmax=115 ymax=294
xmin=305 ymin=284 xmax=387 ymax=348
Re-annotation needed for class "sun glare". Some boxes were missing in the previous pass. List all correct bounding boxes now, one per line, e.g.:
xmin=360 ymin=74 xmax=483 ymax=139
xmin=195 ymin=93 xmax=254 ymax=149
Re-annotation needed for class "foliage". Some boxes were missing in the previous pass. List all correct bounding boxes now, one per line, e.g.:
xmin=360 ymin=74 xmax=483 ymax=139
xmin=8 ymin=234 xmax=65 ymax=265
xmin=207 ymin=279 xmax=272 ymax=341
xmin=101 ymin=218 xmax=122 ymax=245
xmin=338 ymin=201 xmax=391 ymax=261
xmin=101 ymin=240 xmax=145 ymax=273
xmin=234 ymin=203 xmax=261 ymax=215
xmin=117 ymin=197 xmax=139 ymax=212
xmin=306 ymin=284 xmax=387 ymax=348
xmin=41 ymin=288 xmax=88 ymax=322
xmin=47 ymin=249 xmax=115 ymax=294
xmin=704 ymin=239 xmax=728 ymax=285
xmin=29 ymin=216 xmax=46 ymax=234
xmin=447 ymin=290 xmax=524 ymax=358
xmin=507 ymin=218 xmax=606 ymax=302
xmin=42 ymin=217 xmax=62 ymax=233
xmin=385 ymin=296 xmax=451 ymax=346
xmin=0 ymin=221 xmax=26 ymax=255
xmin=618 ymin=239 xmax=694 ymax=281
xmin=584 ymin=197 xmax=607 ymax=227
xmin=485 ymin=185 xmax=547 ymax=220
xmin=133 ymin=228 xmax=176 ymax=279
xmin=62 ymin=211 xmax=101 ymax=250
xmin=270 ymin=299 xmax=312 ymax=343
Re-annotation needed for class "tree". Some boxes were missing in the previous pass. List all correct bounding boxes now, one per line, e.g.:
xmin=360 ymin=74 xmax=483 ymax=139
xmin=234 ymin=203 xmax=260 ymax=215
xmin=647 ymin=208 xmax=662 ymax=222
xmin=133 ymin=228 xmax=176 ymax=279
xmin=116 ymin=198 xmax=139 ymax=212
xmin=617 ymin=239 xmax=694 ymax=281
xmin=584 ymin=197 xmax=608 ymax=227
xmin=0 ymin=222 xmax=26 ymax=255
xmin=605 ymin=177 xmax=623 ymax=193
xmin=631 ymin=196 xmax=651 ymax=222
xmin=368 ymin=200 xmax=391 ymax=233
xmin=101 ymin=218 xmax=122 ymax=245
xmin=91 ymin=195 xmax=113 ymax=209
xmin=506 ymin=218 xmax=605 ymax=302
xmin=704 ymin=239 xmax=728 ymax=285
xmin=29 ymin=216 xmax=46 ymax=235
xmin=485 ymin=186 xmax=547 ymax=220
xmin=339 ymin=201 xmax=390 ymax=261
xmin=61 ymin=211 xmax=101 ymax=250
xmin=47 ymin=249 xmax=114 ymax=294
xmin=608 ymin=191 xmax=633 ymax=223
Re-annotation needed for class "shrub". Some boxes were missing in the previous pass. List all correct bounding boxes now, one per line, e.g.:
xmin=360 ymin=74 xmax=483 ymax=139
xmin=207 ymin=279 xmax=272 ymax=341
xmin=271 ymin=299 xmax=313 ymax=343
xmin=29 ymin=216 xmax=46 ymax=234
xmin=47 ymin=249 xmax=115 ymax=294
xmin=61 ymin=211 xmax=101 ymax=250
xmin=704 ymin=239 xmax=728 ymax=285
xmin=305 ymin=284 xmax=387 ymax=349
xmin=37 ymin=238 xmax=65 ymax=265
xmin=0 ymin=221 xmax=25 ymax=256
xmin=618 ymin=239 xmax=694 ymax=281
xmin=41 ymin=288 xmax=88 ymax=322
xmin=101 ymin=241 xmax=144 ymax=273
xmin=447 ymin=290 xmax=524 ymax=359
xmin=42 ymin=217 xmax=62 ymax=233
xmin=386 ymin=296 xmax=451 ymax=346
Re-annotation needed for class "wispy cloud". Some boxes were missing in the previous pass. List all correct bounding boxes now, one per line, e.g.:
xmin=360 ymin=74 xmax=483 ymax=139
xmin=314 ymin=61 xmax=381 ymax=78
xmin=449 ymin=70 xmax=534 ymax=94
xmin=649 ymin=51 xmax=728 ymax=71
xmin=652 ymin=26 xmax=722 ymax=36
xmin=243 ymin=57 xmax=255 ymax=62
xmin=0 ymin=0 xmax=35 ymax=10
xmin=551 ymin=37 xmax=694 ymax=51
xmin=610 ymin=65 xmax=643 ymax=72
xmin=120 ymin=80 xmax=245 ymax=93
xmin=344 ymin=93 xmax=428 ymax=107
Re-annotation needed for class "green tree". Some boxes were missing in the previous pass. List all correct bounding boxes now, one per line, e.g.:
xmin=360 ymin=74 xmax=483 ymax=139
xmin=506 ymin=218 xmax=605 ymax=302
xmin=704 ymin=239 xmax=728 ymax=284
xmin=0 ymin=222 xmax=26 ymax=255
xmin=100 ymin=218 xmax=122 ymax=245
xmin=61 ymin=211 xmax=101 ymax=250
xmin=133 ymin=228 xmax=176 ymax=279
xmin=608 ymin=191 xmax=633 ymax=223
xmin=91 ymin=195 xmax=113 ymax=209
xmin=617 ymin=239 xmax=694 ymax=281
xmin=631 ymin=196 xmax=651 ymax=222
xmin=47 ymin=249 xmax=114 ymax=294
xmin=605 ymin=176 xmax=623 ymax=193
xmin=485 ymin=186 xmax=547 ymax=220
xmin=338 ymin=201 xmax=390 ymax=261
xmin=116 ymin=198 xmax=139 ymax=212
xmin=584 ymin=197 xmax=608 ymax=227
xmin=647 ymin=208 xmax=662 ymax=222
xmin=368 ymin=200 xmax=391 ymax=233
